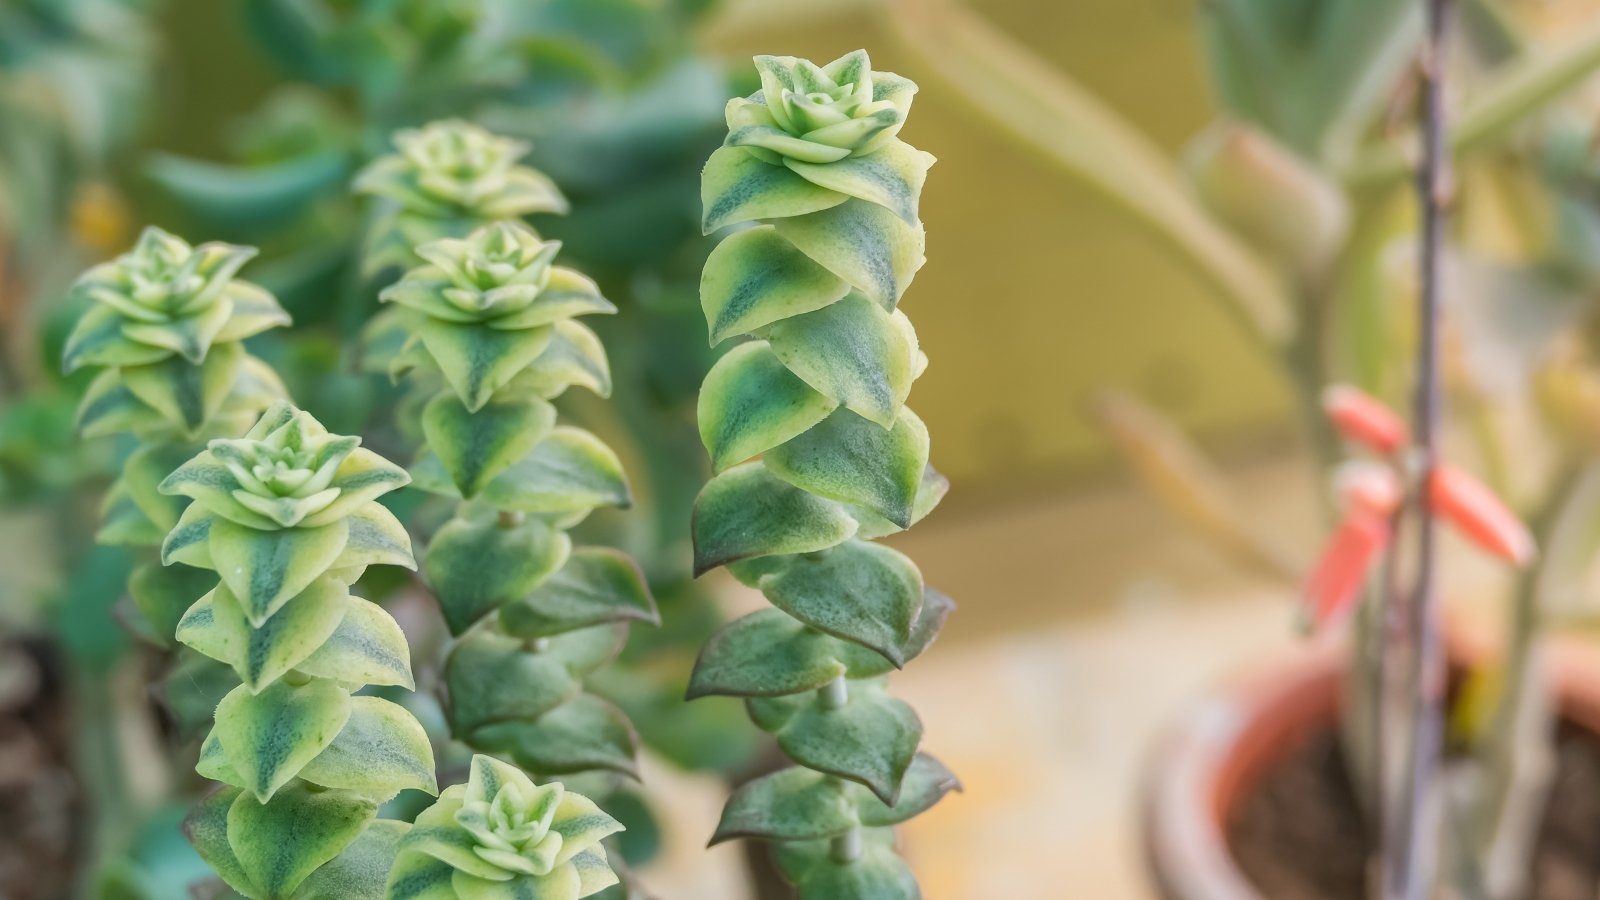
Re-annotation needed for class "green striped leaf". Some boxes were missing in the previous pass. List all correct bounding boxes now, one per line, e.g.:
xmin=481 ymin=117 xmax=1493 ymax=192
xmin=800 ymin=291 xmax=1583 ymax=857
xmin=416 ymin=318 xmax=553 ymax=412
xmin=208 ymin=518 xmax=351 ymax=626
xmin=846 ymin=464 xmax=949 ymax=539
xmin=424 ymin=514 xmax=572 ymax=636
xmin=422 ymin=392 xmax=556 ymax=499
xmin=517 ymin=320 xmax=612 ymax=400
xmin=76 ymin=369 xmax=157 ymax=437
xmin=384 ymin=847 xmax=456 ymax=900
xmin=692 ymin=462 xmax=858 ymax=575
xmin=445 ymin=624 xmax=626 ymax=737
xmin=698 ymin=342 xmax=838 ymax=472
xmin=471 ymin=694 xmax=640 ymax=779
xmin=214 ymin=678 xmax=352 ymax=802
xmin=855 ymin=752 xmax=961 ymax=826
xmin=710 ymin=766 xmax=856 ymax=845
xmin=701 ymin=146 xmax=848 ymax=233
xmin=128 ymin=561 xmax=215 ymax=645
xmin=294 ymin=595 xmax=416 ymax=689
xmin=766 ymin=406 xmax=930 ymax=528
xmin=700 ymin=226 xmax=849 ymax=345
xmin=294 ymin=819 xmax=409 ymax=900
xmin=767 ymin=293 xmax=919 ymax=428
xmin=687 ymin=609 xmax=851 ymax=699
xmin=122 ymin=442 xmax=197 ymax=534
xmin=61 ymin=303 xmax=171 ymax=372
xmin=226 ymin=781 xmax=376 ymax=899
xmin=784 ymin=140 xmax=935 ymax=225
xmin=184 ymin=787 xmax=259 ymax=898
xmin=332 ymin=501 xmax=416 ymax=573
xmin=176 ymin=578 xmax=349 ymax=692
xmin=162 ymin=502 xmax=218 ymax=568
xmin=748 ymin=683 xmax=922 ymax=803
xmin=483 ymin=267 xmax=616 ymax=331
xmin=121 ymin=341 xmax=244 ymax=433
xmin=478 ymin=426 xmax=631 ymax=515
xmin=498 ymin=546 xmax=659 ymax=639
xmin=298 ymin=696 xmax=438 ymax=800
xmin=757 ymin=540 xmax=924 ymax=665
xmin=772 ymin=199 xmax=924 ymax=307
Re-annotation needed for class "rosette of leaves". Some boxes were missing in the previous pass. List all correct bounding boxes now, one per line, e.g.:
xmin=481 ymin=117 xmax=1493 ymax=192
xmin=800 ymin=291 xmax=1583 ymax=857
xmin=61 ymin=225 xmax=292 ymax=643
xmin=690 ymin=50 xmax=959 ymax=898
xmin=381 ymin=220 xmax=659 ymax=781
xmin=386 ymin=754 xmax=623 ymax=900
xmin=354 ymin=119 xmax=568 ymax=276
xmin=156 ymin=402 xmax=438 ymax=900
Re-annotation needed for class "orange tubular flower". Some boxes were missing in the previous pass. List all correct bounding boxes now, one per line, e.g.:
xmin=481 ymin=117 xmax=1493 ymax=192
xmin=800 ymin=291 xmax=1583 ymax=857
xmin=1429 ymin=464 xmax=1536 ymax=566
xmin=1323 ymin=385 xmax=1408 ymax=455
xmin=1301 ymin=511 xmax=1391 ymax=631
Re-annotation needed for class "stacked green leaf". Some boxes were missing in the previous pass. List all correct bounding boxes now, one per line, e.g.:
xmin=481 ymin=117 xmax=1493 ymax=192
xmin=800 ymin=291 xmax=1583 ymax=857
xmin=62 ymin=226 xmax=292 ymax=641
xmin=690 ymin=50 xmax=959 ymax=898
xmin=354 ymin=119 xmax=568 ymax=277
xmin=386 ymin=753 xmax=623 ymax=900
xmin=158 ymin=402 xmax=438 ymax=900
xmin=381 ymin=219 xmax=659 ymax=781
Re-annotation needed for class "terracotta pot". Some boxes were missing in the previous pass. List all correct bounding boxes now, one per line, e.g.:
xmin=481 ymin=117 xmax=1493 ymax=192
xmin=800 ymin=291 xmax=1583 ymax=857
xmin=1139 ymin=632 xmax=1600 ymax=900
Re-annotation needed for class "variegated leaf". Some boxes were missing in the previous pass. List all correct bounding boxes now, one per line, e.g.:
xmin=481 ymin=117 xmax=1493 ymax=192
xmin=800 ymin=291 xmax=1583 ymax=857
xmin=698 ymin=341 xmax=838 ymax=472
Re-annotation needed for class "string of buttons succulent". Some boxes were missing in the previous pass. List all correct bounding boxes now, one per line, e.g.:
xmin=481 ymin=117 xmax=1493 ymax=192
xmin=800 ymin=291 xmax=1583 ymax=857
xmin=362 ymin=121 xmax=658 ymax=892
xmin=689 ymin=50 xmax=960 ymax=897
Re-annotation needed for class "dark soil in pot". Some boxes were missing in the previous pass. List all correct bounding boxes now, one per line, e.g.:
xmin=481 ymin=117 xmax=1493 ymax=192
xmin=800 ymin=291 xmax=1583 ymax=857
xmin=1228 ymin=726 xmax=1600 ymax=899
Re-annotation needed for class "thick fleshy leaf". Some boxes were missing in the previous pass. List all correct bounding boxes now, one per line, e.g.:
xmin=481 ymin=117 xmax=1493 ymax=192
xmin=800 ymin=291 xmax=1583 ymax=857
xmin=185 ymin=786 xmax=259 ymax=898
xmin=498 ymin=547 xmax=659 ymax=639
xmin=772 ymin=198 xmax=924 ymax=306
xmin=515 ymin=320 xmax=612 ymax=400
xmin=293 ymin=595 xmax=416 ymax=688
xmin=158 ymin=449 xmax=278 ymax=531
xmin=478 ymin=427 xmax=631 ymax=515
xmin=785 ymin=140 xmax=935 ymax=225
xmin=701 ymin=146 xmax=848 ymax=233
xmin=214 ymin=282 xmax=293 ymax=343
xmin=332 ymin=501 xmax=417 ymax=572
xmin=568 ymin=849 xmax=618 ymax=897
xmin=446 ymin=624 xmax=626 ymax=736
xmin=767 ymin=293 xmax=918 ymax=428
xmin=846 ymin=464 xmax=950 ymax=539
xmin=471 ymin=694 xmax=640 ymax=779
xmin=424 ymin=514 xmax=572 ymax=635
xmin=692 ymin=462 xmax=857 ymax=575
xmin=208 ymin=518 xmax=351 ymax=626
xmin=162 ymin=503 xmax=217 ymax=567
xmin=451 ymin=868 xmax=581 ymax=900
xmin=748 ymin=685 xmax=922 ymax=803
xmin=163 ymin=652 xmax=241 ymax=742
xmin=61 ymin=303 xmax=172 ymax=372
xmin=700 ymin=226 xmax=849 ymax=345
xmin=97 ymin=484 xmax=166 ymax=546
xmin=417 ymin=318 xmax=553 ymax=412
xmin=423 ymin=392 xmax=556 ymax=498
xmin=385 ymin=847 xmax=458 ymax=900
xmin=483 ymin=267 xmax=616 ymax=331
xmin=757 ymin=540 xmax=924 ymax=664
xmin=176 ymin=578 xmax=350 ymax=692
xmin=227 ymin=781 xmax=377 ymax=898
xmin=711 ymin=766 xmax=856 ymax=845
xmin=688 ymin=609 xmax=850 ymax=699
xmin=294 ymin=819 xmax=409 ymax=900
xmin=298 ymin=696 xmax=438 ymax=800
xmin=855 ymin=752 xmax=961 ymax=826
xmin=122 ymin=341 xmax=245 ymax=433
xmin=214 ymin=679 xmax=352 ymax=801
xmin=300 ymin=447 xmax=414 ymax=527
xmin=128 ymin=561 xmax=215 ymax=644
xmin=548 ymin=792 xmax=625 ymax=866
xmin=122 ymin=442 xmax=200 ymax=533
xmin=698 ymin=342 xmax=838 ymax=472
xmin=766 ymin=407 xmax=930 ymax=528
xmin=76 ymin=368 xmax=158 ymax=437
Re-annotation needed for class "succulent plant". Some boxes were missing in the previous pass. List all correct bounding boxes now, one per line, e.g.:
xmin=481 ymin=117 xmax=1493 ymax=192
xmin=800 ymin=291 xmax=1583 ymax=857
xmin=689 ymin=50 xmax=959 ymax=898
xmin=159 ymin=402 xmax=437 ymax=900
xmin=386 ymin=754 xmax=622 ymax=900
xmin=378 ymin=199 xmax=655 ymax=811
xmin=354 ymin=120 xmax=568 ymax=275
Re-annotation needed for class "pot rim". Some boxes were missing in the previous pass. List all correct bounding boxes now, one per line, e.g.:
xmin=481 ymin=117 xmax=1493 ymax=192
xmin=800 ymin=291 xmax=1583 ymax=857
xmin=1139 ymin=627 xmax=1600 ymax=900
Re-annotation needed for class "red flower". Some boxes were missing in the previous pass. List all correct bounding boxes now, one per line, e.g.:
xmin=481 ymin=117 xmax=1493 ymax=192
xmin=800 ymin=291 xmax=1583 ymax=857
xmin=1323 ymin=385 xmax=1408 ymax=455
xmin=1429 ymin=464 xmax=1535 ymax=565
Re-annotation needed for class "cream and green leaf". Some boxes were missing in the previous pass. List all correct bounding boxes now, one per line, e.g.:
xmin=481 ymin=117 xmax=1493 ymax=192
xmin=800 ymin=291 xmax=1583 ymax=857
xmin=690 ymin=50 xmax=958 ymax=900
xmin=159 ymin=403 xmax=439 ymax=900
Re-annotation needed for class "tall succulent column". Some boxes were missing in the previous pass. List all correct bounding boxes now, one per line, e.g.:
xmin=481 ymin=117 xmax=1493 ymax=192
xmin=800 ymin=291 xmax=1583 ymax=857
xmin=61 ymin=226 xmax=291 ymax=643
xmin=381 ymin=221 xmax=658 ymax=780
xmin=158 ymin=402 xmax=438 ymax=899
xmin=690 ymin=50 xmax=959 ymax=897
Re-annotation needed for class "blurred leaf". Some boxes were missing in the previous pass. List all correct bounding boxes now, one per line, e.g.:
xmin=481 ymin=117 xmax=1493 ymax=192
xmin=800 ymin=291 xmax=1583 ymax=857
xmin=144 ymin=151 xmax=351 ymax=240
xmin=1089 ymin=390 xmax=1298 ymax=582
xmin=886 ymin=0 xmax=1290 ymax=347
